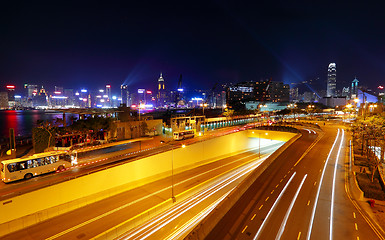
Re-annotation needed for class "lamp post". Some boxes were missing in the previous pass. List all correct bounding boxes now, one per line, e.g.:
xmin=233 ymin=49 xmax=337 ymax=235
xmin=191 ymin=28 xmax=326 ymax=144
xmin=259 ymin=132 xmax=268 ymax=158
xmin=171 ymin=144 xmax=185 ymax=202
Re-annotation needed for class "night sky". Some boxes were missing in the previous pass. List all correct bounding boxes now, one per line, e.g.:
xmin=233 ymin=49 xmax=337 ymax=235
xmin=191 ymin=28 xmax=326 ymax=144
xmin=2 ymin=1 xmax=385 ymax=95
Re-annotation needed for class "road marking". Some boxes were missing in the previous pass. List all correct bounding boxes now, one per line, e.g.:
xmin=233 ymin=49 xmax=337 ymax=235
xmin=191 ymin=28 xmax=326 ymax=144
xmin=297 ymin=232 xmax=302 ymax=240
xmin=242 ymin=225 xmax=248 ymax=233
xmin=280 ymin=179 xmax=283 ymax=183
xmin=353 ymin=212 xmax=356 ymax=219
xmin=307 ymin=200 xmax=310 ymax=206
xmin=265 ymin=197 xmax=269 ymax=201
xmin=276 ymin=174 xmax=307 ymax=240
xmin=251 ymin=214 xmax=256 ymax=221
xmin=314 ymin=181 xmax=317 ymax=186
xmin=307 ymin=129 xmax=340 ymax=240
xmin=357 ymin=237 xmax=360 ymax=240
xmin=294 ymin=131 xmax=324 ymax=167
xmin=330 ymin=129 xmax=344 ymax=240
xmin=345 ymin=144 xmax=385 ymax=240
xmin=284 ymin=174 xmax=287 ymax=178
xmin=271 ymin=190 xmax=274 ymax=194
xmin=253 ymin=173 xmax=296 ymax=240
xmin=259 ymin=205 xmax=263 ymax=210
xmin=276 ymin=184 xmax=279 ymax=188
xmin=355 ymin=223 xmax=358 ymax=230
xmin=319 ymin=169 xmax=322 ymax=172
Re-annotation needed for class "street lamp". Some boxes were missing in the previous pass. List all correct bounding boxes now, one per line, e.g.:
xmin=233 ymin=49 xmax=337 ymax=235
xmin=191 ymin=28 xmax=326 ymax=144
xmin=171 ymin=144 xmax=186 ymax=202
xmin=259 ymin=132 xmax=268 ymax=158
xmin=200 ymin=103 xmax=208 ymax=116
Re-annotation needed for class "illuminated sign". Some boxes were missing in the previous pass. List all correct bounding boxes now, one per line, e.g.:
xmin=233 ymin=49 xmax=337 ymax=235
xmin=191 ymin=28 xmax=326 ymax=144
xmin=106 ymin=85 xmax=111 ymax=88
xmin=103 ymin=95 xmax=108 ymax=98
xmin=229 ymin=87 xmax=253 ymax=92
xmin=6 ymin=85 xmax=15 ymax=89
xmin=177 ymin=88 xmax=184 ymax=92
xmin=112 ymin=96 xmax=117 ymax=100
xmin=81 ymin=89 xmax=87 ymax=93
xmin=52 ymin=96 xmax=68 ymax=99
xmin=54 ymin=91 xmax=61 ymax=94
xmin=138 ymin=89 xmax=145 ymax=94
xmin=99 ymin=89 xmax=104 ymax=93
xmin=378 ymin=86 xmax=384 ymax=89
xmin=192 ymin=97 xmax=203 ymax=101
xmin=14 ymin=95 xmax=21 ymax=99
xmin=146 ymin=90 xmax=152 ymax=94
xmin=75 ymin=92 xmax=80 ymax=96
xmin=131 ymin=104 xmax=137 ymax=108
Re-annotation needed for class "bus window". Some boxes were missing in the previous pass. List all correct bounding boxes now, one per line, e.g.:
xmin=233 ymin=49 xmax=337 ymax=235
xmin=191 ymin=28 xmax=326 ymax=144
xmin=8 ymin=163 xmax=16 ymax=172
xmin=27 ymin=160 xmax=33 ymax=168
xmin=19 ymin=162 xmax=26 ymax=170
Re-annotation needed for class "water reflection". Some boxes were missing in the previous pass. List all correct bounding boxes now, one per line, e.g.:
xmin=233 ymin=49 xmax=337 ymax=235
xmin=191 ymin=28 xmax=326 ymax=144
xmin=0 ymin=110 xmax=77 ymax=138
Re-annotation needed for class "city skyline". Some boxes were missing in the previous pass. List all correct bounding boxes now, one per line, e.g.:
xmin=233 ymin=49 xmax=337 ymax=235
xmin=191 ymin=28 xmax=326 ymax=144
xmin=1 ymin=2 xmax=385 ymax=92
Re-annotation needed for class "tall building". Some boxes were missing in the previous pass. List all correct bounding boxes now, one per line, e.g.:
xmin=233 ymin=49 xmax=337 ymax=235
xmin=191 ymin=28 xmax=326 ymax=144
xmin=106 ymin=84 xmax=111 ymax=107
xmin=327 ymin=63 xmax=337 ymax=97
xmin=120 ymin=84 xmax=129 ymax=106
xmin=351 ymin=77 xmax=359 ymax=99
xmin=24 ymin=84 xmax=38 ymax=98
xmin=157 ymin=73 xmax=167 ymax=107
xmin=268 ymin=82 xmax=290 ymax=102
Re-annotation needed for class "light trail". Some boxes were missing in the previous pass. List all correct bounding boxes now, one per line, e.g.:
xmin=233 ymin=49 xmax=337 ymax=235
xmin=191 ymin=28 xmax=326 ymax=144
xmin=253 ymin=172 xmax=297 ymax=240
xmin=49 ymin=146 xmax=276 ymax=240
xmin=119 ymin=155 xmax=266 ymax=240
xmin=164 ymin=190 xmax=231 ymax=240
xmin=276 ymin=174 xmax=307 ymax=240
xmin=306 ymin=128 xmax=340 ymax=240
xmin=330 ymin=129 xmax=344 ymax=240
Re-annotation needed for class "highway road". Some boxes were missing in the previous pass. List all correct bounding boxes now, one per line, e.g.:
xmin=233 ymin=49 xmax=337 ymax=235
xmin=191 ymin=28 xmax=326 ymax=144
xmin=205 ymin=124 xmax=383 ymax=240
xmin=0 ymin=126 xmax=244 ymax=201
xmin=1 ymin=131 xmax=283 ymax=239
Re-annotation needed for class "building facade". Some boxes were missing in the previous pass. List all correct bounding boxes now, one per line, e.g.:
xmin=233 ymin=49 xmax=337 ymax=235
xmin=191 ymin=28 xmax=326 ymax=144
xmin=327 ymin=63 xmax=337 ymax=97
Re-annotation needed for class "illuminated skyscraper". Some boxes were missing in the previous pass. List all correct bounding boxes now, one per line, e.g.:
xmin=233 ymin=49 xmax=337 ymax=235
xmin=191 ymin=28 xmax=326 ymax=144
xmin=121 ymin=84 xmax=129 ymax=106
xmin=157 ymin=73 xmax=167 ymax=107
xmin=158 ymin=72 xmax=165 ymax=91
xmin=351 ymin=77 xmax=359 ymax=99
xmin=327 ymin=63 xmax=337 ymax=97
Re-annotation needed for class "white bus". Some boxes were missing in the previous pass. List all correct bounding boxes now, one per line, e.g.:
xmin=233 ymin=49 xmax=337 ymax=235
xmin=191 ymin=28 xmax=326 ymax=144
xmin=173 ymin=130 xmax=195 ymax=140
xmin=0 ymin=151 xmax=75 ymax=183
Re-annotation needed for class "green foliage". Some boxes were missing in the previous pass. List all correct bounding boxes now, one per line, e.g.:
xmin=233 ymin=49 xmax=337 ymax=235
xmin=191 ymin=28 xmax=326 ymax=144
xmin=32 ymin=127 xmax=55 ymax=153
xmin=356 ymin=172 xmax=385 ymax=200
xmin=69 ymin=117 xmax=114 ymax=132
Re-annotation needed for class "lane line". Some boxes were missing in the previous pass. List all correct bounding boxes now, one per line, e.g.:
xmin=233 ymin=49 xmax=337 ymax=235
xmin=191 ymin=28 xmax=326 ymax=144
xmin=253 ymin=172 xmax=296 ymax=240
xmin=242 ymin=226 xmax=248 ymax=233
xmin=297 ymin=232 xmax=301 ymax=240
xmin=294 ymin=131 xmax=324 ymax=167
xmin=47 ymin=149 xmax=273 ymax=240
xmin=276 ymin=174 xmax=307 ymax=240
xmin=306 ymin=129 xmax=340 ymax=240
xmin=330 ymin=129 xmax=344 ymax=240
xmin=259 ymin=205 xmax=263 ymax=210
xmin=345 ymin=140 xmax=385 ymax=240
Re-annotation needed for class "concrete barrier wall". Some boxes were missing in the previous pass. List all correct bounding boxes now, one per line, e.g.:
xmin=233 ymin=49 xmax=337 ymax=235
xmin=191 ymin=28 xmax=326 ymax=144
xmin=0 ymin=130 xmax=295 ymax=236
xmin=185 ymin=132 xmax=301 ymax=240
